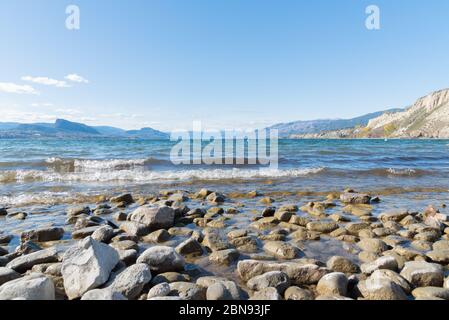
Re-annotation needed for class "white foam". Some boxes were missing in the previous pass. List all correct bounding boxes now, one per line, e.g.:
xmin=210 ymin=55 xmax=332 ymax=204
xmin=387 ymin=168 xmax=417 ymax=176
xmin=73 ymin=159 xmax=147 ymax=170
xmin=0 ymin=167 xmax=324 ymax=184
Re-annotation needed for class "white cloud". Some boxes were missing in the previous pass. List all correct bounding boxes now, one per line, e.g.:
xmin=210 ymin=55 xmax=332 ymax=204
xmin=0 ymin=82 xmax=39 ymax=95
xmin=65 ymin=74 xmax=89 ymax=83
xmin=31 ymin=102 xmax=54 ymax=107
xmin=21 ymin=76 xmax=70 ymax=88
xmin=55 ymin=108 xmax=83 ymax=115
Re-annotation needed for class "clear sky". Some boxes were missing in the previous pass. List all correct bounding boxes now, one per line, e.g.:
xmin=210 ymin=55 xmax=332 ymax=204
xmin=1 ymin=0 xmax=449 ymax=131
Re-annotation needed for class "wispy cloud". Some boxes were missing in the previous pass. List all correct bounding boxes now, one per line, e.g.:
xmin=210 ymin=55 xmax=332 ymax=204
xmin=31 ymin=102 xmax=54 ymax=107
xmin=0 ymin=82 xmax=39 ymax=95
xmin=65 ymin=74 xmax=89 ymax=84
xmin=21 ymin=76 xmax=70 ymax=88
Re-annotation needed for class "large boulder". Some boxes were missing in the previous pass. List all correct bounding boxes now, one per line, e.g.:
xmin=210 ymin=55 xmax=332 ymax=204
xmin=61 ymin=237 xmax=120 ymax=299
xmin=0 ymin=273 xmax=55 ymax=300
xmin=136 ymin=246 xmax=184 ymax=274
xmin=21 ymin=227 xmax=65 ymax=243
xmin=400 ymin=261 xmax=444 ymax=287
xmin=128 ymin=206 xmax=175 ymax=231
xmin=107 ymin=263 xmax=152 ymax=299
xmin=6 ymin=248 xmax=59 ymax=273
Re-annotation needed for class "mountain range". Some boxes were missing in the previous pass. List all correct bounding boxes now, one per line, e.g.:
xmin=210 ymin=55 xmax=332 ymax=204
xmin=2 ymin=88 xmax=448 ymax=139
xmin=0 ymin=119 xmax=169 ymax=139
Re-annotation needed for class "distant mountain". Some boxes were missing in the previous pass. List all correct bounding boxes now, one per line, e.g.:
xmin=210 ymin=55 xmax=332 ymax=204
xmin=290 ymin=88 xmax=449 ymax=139
xmin=126 ymin=127 xmax=169 ymax=139
xmin=269 ymin=109 xmax=402 ymax=138
xmin=0 ymin=119 xmax=168 ymax=139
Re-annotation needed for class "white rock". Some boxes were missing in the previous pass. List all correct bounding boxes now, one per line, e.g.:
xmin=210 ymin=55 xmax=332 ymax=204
xmin=316 ymin=272 xmax=348 ymax=297
xmin=61 ymin=237 xmax=120 ymax=299
xmin=81 ymin=288 xmax=127 ymax=300
xmin=0 ymin=273 xmax=55 ymax=300
xmin=136 ymin=246 xmax=184 ymax=273
xmin=361 ymin=256 xmax=398 ymax=274
xmin=400 ymin=261 xmax=444 ymax=287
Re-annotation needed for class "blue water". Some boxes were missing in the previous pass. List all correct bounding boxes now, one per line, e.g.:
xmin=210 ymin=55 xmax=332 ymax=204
xmin=1 ymin=138 xmax=449 ymax=206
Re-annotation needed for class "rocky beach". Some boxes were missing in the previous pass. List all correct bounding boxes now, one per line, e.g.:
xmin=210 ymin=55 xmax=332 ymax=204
xmin=1 ymin=186 xmax=449 ymax=300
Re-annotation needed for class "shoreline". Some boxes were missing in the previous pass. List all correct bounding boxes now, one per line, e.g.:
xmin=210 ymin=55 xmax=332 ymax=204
xmin=1 ymin=187 xmax=448 ymax=300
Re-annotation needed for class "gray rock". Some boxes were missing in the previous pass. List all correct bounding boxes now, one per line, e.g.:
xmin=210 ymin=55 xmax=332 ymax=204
xmin=0 ymin=267 xmax=21 ymax=286
xmin=61 ymin=237 xmax=120 ymax=299
xmin=147 ymin=282 xmax=171 ymax=299
xmin=263 ymin=241 xmax=300 ymax=259
xmin=116 ymin=249 xmax=138 ymax=266
xmin=357 ymin=238 xmax=389 ymax=253
xmin=206 ymin=282 xmax=233 ymax=300
xmin=412 ymin=287 xmax=449 ymax=300
xmin=169 ymin=282 xmax=206 ymax=300
xmin=209 ymin=249 xmax=239 ymax=265
xmin=237 ymin=260 xmax=328 ymax=285
xmin=108 ymin=263 xmax=152 ymax=299
xmin=202 ymin=229 xmax=231 ymax=252
xmin=110 ymin=193 xmax=134 ymax=205
xmin=128 ymin=206 xmax=175 ymax=231
xmin=196 ymin=277 xmax=243 ymax=300
xmin=81 ymin=288 xmax=127 ymax=300
xmin=137 ymin=246 xmax=184 ymax=274
xmin=6 ymin=248 xmax=59 ymax=273
xmin=119 ymin=221 xmax=149 ymax=237
xmin=284 ymin=286 xmax=314 ymax=300
xmin=0 ymin=273 xmax=55 ymax=300
xmin=358 ymin=272 xmax=407 ymax=300
xmin=91 ymin=225 xmax=115 ymax=243
xmin=247 ymin=271 xmax=290 ymax=294
xmin=340 ymin=193 xmax=371 ymax=204
xmin=400 ymin=261 xmax=444 ymax=287
xmin=67 ymin=206 xmax=91 ymax=217
xmin=175 ymin=238 xmax=203 ymax=256
xmin=151 ymin=272 xmax=190 ymax=285
xmin=361 ymin=256 xmax=398 ymax=274
xmin=306 ymin=221 xmax=339 ymax=233
xmin=72 ymin=226 xmax=100 ymax=239
xmin=21 ymin=227 xmax=64 ymax=243
xmin=250 ymin=287 xmax=282 ymax=300
xmin=316 ymin=272 xmax=348 ymax=297
xmin=370 ymin=269 xmax=411 ymax=294
xmin=142 ymin=229 xmax=171 ymax=243
xmin=326 ymin=256 xmax=360 ymax=274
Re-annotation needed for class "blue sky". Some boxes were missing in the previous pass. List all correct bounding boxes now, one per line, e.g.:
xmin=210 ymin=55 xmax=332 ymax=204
xmin=1 ymin=0 xmax=449 ymax=131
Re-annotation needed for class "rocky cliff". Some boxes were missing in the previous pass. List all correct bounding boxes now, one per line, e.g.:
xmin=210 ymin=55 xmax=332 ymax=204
xmin=292 ymin=88 xmax=449 ymax=139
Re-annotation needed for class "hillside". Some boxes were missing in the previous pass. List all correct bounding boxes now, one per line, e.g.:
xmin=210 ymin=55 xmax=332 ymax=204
xmin=0 ymin=119 xmax=169 ymax=139
xmin=289 ymin=88 xmax=449 ymax=139
xmin=269 ymin=109 xmax=401 ymax=138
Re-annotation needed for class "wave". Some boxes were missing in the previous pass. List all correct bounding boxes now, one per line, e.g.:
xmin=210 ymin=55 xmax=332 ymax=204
xmin=0 ymin=167 xmax=325 ymax=184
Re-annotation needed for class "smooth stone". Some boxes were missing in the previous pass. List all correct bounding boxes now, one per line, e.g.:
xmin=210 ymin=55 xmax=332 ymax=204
xmin=284 ymin=286 xmax=314 ymax=300
xmin=110 ymin=193 xmax=134 ymax=205
xmin=426 ymin=249 xmax=449 ymax=264
xmin=147 ymin=282 xmax=171 ymax=299
xmin=358 ymin=273 xmax=407 ymax=300
xmin=128 ymin=206 xmax=175 ymax=230
xmin=175 ymin=238 xmax=203 ymax=256
xmin=209 ymin=249 xmax=240 ymax=265
xmin=107 ymin=263 xmax=152 ymax=299
xmin=340 ymin=193 xmax=371 ymax=204
xmin=249 ymin=287 xmax=282 ymax=300
xmin=151 ymin=272 xmax=190 ymax=285
xmin=109 ymin=240 xmax=138 ymax=251
xmin=263 ymin=241 xmax=300 ymax=259
xmin=119 ymin=221 xmax=149 ymax=237
xmin=400 ymin=261 xmax=444 ymax=287
xmin=206 ymin=282 xmax=233 ymax=300
xmin=326 ymin=256 xmax=359 ymax=274
xmin=237 ymin=260 xmax=328 ymax=285
xmin=0 ymin=273 xmax=55 ymax=300
xmin=61 ymin=237 xmax=120 ymax=299
xmin=168 ymin=282 xmax=206 ymax=300
xmin=72 ymin=226 xmax=100 ymax=239
xmin=370 ymin=269 xmax=411 ymax=294
xmin=142 ymin=229 xmax=171 ymax=243
xmin=21 ymin=227 xmax=64 ymax=243
xmin=247 ymin=271 xmax=290 ymax=294
xmin=67 ymin=206 xmax=91 ymax=217
xmin=0 ymin=267 xmax=21 ymax=286
xmin=81 ymin=289 xmax=127 ymax=300
xmin=306 ymin=221 xmax=339 ymax=233
xmin=201 ymin=229 xmax=231 ymax=252
xmin=91 ymin=225 xmax=115 ymax=243
xmin=357 ymin=238 xmax=388 ymax=253
xmin=360 ymin=256 xmax=398 ymax=274
xmin=316 ymin=272 xmax=348 ymax=297
xmin=412 ymin=287 xmax=449 ymax=300
xmin=136 ymin=246 xmax=185 ymax=274
xmin=6 ymin=248 xmax=59 ymax=273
